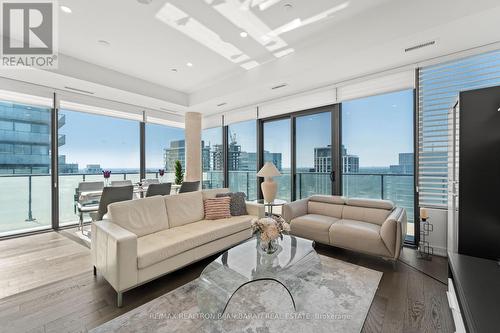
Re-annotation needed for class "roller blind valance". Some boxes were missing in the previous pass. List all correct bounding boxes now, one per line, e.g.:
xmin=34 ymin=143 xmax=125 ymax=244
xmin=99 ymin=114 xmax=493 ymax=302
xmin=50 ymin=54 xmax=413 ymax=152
xmin=336 ymin=70 xmax=415 ymax=102
xmin=202 ymin=113 xmax=223 ymax=129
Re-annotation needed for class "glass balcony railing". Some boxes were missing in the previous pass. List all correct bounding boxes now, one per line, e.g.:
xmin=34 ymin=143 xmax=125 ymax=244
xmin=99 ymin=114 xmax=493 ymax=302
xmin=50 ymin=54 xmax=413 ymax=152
xmin=0 ymin=171 xmax=415 ymax=238
xmin=0 ymin=172 xmax=175 ymax=236
xmin=204 ymin=171 xmax=415 ymax=237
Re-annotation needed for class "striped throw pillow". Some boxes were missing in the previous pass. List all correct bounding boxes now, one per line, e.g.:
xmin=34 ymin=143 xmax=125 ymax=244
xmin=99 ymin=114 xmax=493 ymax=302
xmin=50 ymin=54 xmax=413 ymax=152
xmin=204 ymin=197 xmax=231 ymax=220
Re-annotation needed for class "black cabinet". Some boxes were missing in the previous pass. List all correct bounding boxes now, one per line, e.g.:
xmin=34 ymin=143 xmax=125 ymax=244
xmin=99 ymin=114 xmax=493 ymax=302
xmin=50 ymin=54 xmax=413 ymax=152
xmin=459 ymin=86 xmax=500 ymax=260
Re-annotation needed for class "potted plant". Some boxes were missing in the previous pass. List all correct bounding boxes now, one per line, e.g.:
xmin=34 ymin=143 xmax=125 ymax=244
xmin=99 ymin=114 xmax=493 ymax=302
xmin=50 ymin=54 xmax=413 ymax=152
xmin=174 ymin=160 xmax=183 ymax=185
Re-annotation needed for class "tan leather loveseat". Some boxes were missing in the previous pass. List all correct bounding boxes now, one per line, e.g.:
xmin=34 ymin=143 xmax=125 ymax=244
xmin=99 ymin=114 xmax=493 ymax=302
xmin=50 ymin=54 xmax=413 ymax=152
xmin=283 ymin=195 xmax=406 ymax=261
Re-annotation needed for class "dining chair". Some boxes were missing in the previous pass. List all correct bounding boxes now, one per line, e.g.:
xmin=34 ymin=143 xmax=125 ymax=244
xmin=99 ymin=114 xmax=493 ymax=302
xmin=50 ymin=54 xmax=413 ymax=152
xmin=144 ymin=178 xmax=160 ymax=185
xmin=76 ymin=181 xmax=104 ymax=230
xmin=178 ymin=181 xmax=200 ymax=193
xmin=111 ymin=180 xmax=133 ymax=187
xmin=89 ymin=185 xmax=134 ymax=222
xmin=145 ymin=183 xmax=172 ymax=197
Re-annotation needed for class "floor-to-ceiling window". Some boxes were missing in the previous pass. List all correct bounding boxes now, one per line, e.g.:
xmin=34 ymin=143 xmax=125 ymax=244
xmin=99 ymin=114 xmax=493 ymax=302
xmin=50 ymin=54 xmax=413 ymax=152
xmin=202 ymin=127 xmax=224 ymax=189
xmin=295 ymin=111 xmax=333 ymax=199
xmin=227 ymin=120 xmax=257 ymax=200
xmin=0 ymin=99 xmax=53 ymax=236
xmin=58 ymin=109 xmax=140 ymax=226
xmin=145 ymin=123 xmax=184 ymax=183
xmin=341 ymin=89 xmax=415 ymax=241
xmin=262 ymin=118 xmax=291 ymax=201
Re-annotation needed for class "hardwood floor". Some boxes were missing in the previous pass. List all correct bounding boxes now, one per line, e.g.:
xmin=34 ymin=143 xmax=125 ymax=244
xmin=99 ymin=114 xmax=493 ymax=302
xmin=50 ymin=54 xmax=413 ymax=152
xmin=0 ymin=231 xmax=454 ymax=333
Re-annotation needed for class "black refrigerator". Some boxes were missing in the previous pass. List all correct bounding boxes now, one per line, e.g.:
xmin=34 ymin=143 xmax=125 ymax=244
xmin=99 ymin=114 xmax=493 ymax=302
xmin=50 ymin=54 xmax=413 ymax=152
xmin=459 ymin=85 xmax=500 ymax=260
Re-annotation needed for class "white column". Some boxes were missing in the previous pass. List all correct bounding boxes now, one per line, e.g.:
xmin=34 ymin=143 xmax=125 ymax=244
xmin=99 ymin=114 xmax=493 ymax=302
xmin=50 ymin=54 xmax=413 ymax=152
xmin=184 ymin=112 xmax=202 ymax=182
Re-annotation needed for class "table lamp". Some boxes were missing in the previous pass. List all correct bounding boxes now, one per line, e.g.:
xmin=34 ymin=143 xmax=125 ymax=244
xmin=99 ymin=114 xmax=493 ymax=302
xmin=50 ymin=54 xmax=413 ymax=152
xmin=257 ymin=162 xmax=281 ymax=203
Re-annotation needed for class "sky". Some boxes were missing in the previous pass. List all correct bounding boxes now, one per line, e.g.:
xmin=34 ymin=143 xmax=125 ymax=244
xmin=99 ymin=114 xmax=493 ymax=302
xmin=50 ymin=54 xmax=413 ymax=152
xmin=59 ymin=110 xmax=139 ymax=169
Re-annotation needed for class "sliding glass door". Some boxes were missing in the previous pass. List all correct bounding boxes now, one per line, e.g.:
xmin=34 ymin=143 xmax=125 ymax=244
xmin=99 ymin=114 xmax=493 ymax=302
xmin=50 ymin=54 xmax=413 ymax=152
xmin=262 ymin=118 xmax=291 ymax=201
xmin=260 ymin=107 xmax=339 ymax=202
xmin=295 ymin=111 xmax=333 ymax=199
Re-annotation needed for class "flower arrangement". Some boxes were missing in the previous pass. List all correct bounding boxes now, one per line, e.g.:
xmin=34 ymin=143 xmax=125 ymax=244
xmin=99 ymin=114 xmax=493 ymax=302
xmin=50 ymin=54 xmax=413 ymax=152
xmin=251 ymin=215 xmax=290 ymax=254
xmin=158 ymin=169 xmax=165 ymax=177
xmin=102 ymin=170 xmax=111 ymax=186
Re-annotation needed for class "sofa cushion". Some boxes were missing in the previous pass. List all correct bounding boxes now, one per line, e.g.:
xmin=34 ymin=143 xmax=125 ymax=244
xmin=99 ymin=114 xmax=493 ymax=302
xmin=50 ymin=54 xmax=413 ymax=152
xmin=202 ymin=188 xmax=230 ymax=200
xmin=345 ymin=198 xmax=394 ymax=210
xmin=310 ymin=195 xmax=346 ymax=205
xmin=308 ymin=201 xmax=344 ymax=219
xmin=164 ymin=191 xmax=204 ymax=227
xmin=204 ymin=196 xmax=231 ymax=220
xmin=216 ymin=192 xmax=248 ymax=216
xmin=290 ymin=214 xmax=339 ymax=245
xmin=137 ymin=215 xmax=253 ymax=269
xmin=342 ymin=205 xmax=392 ymax=225
xmin=107 ymin=196 xmax=168 ymax=237
xmin=329 ymin=219 xmax=391 ymax=257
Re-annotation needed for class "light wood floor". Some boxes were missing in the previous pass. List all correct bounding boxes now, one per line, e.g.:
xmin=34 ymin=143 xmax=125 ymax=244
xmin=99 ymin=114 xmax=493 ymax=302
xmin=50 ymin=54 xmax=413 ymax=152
xmin=0 ymin=230 xmax=453 ymax=333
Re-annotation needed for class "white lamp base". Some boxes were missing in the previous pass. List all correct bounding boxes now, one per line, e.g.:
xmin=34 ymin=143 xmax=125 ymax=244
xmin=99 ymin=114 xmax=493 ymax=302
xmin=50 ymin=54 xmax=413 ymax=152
xmin=261 ymin=178 xmax=277 ymax=203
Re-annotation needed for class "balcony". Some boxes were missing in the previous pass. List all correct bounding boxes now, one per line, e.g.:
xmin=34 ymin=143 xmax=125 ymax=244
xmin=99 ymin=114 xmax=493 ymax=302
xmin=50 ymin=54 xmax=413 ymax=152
xmin=0 ymin=172 xmax=175 ymax=236
xmin=0 ymin=130 xmax=50 ymax=144
xmin=0 ymin=154 xmax=50 ymax=165
xmin=0 ymin=106 xmax=51 ymax=124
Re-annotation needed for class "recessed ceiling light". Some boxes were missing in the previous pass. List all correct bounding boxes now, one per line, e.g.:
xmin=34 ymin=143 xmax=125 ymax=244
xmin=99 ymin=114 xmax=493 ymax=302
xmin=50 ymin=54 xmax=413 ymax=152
xmin=284 ymin=3 xmax=293 ymax=10
xmin=186 ymin=62 xmax=193 ymax=67
xmin=240 ymin=31 xmax=248 ymax=38
xmin=137 ymin=0 xmax=153 ymax=4
xmin=97 ymin=40 xmax=110 ymax=47
xmin=60 ymin=5 xmax=72 ymax=13
xmin=171 ymin=68 xmax=178 ymax=72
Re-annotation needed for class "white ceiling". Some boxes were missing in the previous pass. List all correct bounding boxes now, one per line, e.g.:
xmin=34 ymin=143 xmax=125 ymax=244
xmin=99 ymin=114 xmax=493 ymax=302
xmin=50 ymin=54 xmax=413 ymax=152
xmin=6 ymin=0 xmax=500 ymax=115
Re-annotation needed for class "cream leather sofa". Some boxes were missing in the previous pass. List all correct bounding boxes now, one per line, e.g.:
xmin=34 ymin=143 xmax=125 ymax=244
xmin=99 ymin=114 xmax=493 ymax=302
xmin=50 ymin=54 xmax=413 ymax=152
xmin=91 ymin=188 xmax=264 ymax=306
xmin=283 ymin=195 xmax=407 ymax=261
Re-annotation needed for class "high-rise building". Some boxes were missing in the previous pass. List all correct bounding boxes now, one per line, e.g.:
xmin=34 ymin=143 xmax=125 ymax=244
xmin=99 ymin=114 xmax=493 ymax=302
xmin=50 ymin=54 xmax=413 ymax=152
xmin=390 ymin=153 xmax=414 ymax=174
xmin=163 ymin=139 xmax=185 ymax=171
xmin=314 ymin=145 xmax=359 ymax=173
xmin=0 ymin=101 xmax=77 ymax=174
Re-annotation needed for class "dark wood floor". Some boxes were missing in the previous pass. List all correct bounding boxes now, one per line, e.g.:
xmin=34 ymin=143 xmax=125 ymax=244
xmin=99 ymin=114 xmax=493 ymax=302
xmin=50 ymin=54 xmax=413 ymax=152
xmin=0 ymin=231 xmax=454 ymax=333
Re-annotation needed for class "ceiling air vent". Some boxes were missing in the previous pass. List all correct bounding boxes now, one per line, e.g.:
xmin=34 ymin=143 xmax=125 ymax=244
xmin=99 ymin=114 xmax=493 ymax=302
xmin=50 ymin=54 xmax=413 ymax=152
xmin=405 ymin=40 xmax=436 ymax=53
xmin=217 ymin=102 xmax=227 ymax=107
xmin=64 ymin=86 xmax=95 ymax=94
xmin=271 ymin=83 xmax=287 ymax=90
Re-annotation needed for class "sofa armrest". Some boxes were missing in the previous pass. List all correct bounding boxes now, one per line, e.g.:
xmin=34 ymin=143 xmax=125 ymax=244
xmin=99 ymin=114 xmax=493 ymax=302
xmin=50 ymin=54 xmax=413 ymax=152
xmin=380 ymin=207 xmax=407 ymax=260
xmin=91 ymin=220 xmax=138 ymax=292
xmin=246 ymin=201 xmax=265 ymax=218
xmin=282 ymin=198 xmax=309 ymax=223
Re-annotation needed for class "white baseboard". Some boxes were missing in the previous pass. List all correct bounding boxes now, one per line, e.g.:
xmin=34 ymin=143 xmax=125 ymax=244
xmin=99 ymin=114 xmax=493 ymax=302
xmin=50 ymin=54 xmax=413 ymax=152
xmin=432 ymin=245 xmax=448 ymax=257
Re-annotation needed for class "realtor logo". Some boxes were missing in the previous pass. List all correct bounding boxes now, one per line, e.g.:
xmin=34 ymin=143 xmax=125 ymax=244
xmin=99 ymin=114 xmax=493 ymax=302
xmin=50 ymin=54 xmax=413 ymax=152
xmin=1 ymin=0 xmax=58 ymax=68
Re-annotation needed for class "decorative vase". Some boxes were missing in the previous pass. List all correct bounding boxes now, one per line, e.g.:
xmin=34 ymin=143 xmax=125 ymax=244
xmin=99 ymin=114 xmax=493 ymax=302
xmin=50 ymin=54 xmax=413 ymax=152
xmin=104 ymin=178 xmax=110 ymax=187
xmin=260 ymin=238 xmax=279 ymax=254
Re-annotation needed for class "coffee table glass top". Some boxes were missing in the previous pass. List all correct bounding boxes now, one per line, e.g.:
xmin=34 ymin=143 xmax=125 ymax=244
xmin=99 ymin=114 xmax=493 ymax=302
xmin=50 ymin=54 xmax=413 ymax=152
xmin=197 ymin=235 xmax=322 ymax=317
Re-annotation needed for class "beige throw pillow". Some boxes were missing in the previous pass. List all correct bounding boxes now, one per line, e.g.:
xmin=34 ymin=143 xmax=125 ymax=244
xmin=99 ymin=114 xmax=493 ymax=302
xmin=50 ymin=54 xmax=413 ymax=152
xmin=204 ymin=196 xmax=231 ymax=220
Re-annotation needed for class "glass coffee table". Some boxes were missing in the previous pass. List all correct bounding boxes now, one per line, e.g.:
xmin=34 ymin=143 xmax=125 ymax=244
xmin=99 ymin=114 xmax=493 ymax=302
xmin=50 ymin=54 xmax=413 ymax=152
xmin=197 ymin=235 xmax=322 ymax=317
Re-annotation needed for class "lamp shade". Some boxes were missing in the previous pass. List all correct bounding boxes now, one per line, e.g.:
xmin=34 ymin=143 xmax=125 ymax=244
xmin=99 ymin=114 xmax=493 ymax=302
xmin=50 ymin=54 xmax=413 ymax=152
xmin=257 ymin=162 xmax=281 ymax=177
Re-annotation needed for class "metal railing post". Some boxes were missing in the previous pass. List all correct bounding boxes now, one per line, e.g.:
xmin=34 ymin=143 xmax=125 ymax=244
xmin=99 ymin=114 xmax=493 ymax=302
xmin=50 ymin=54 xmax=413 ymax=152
xmin=381 ymin=175 xmax=384 ymax=199
xmin=25 ymin=175 xmax=36 ymax=222
xmin=123 ymin=173 xmax=126 ymax=180
xmin=298 ymin=173 xmax=302 ymax=199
